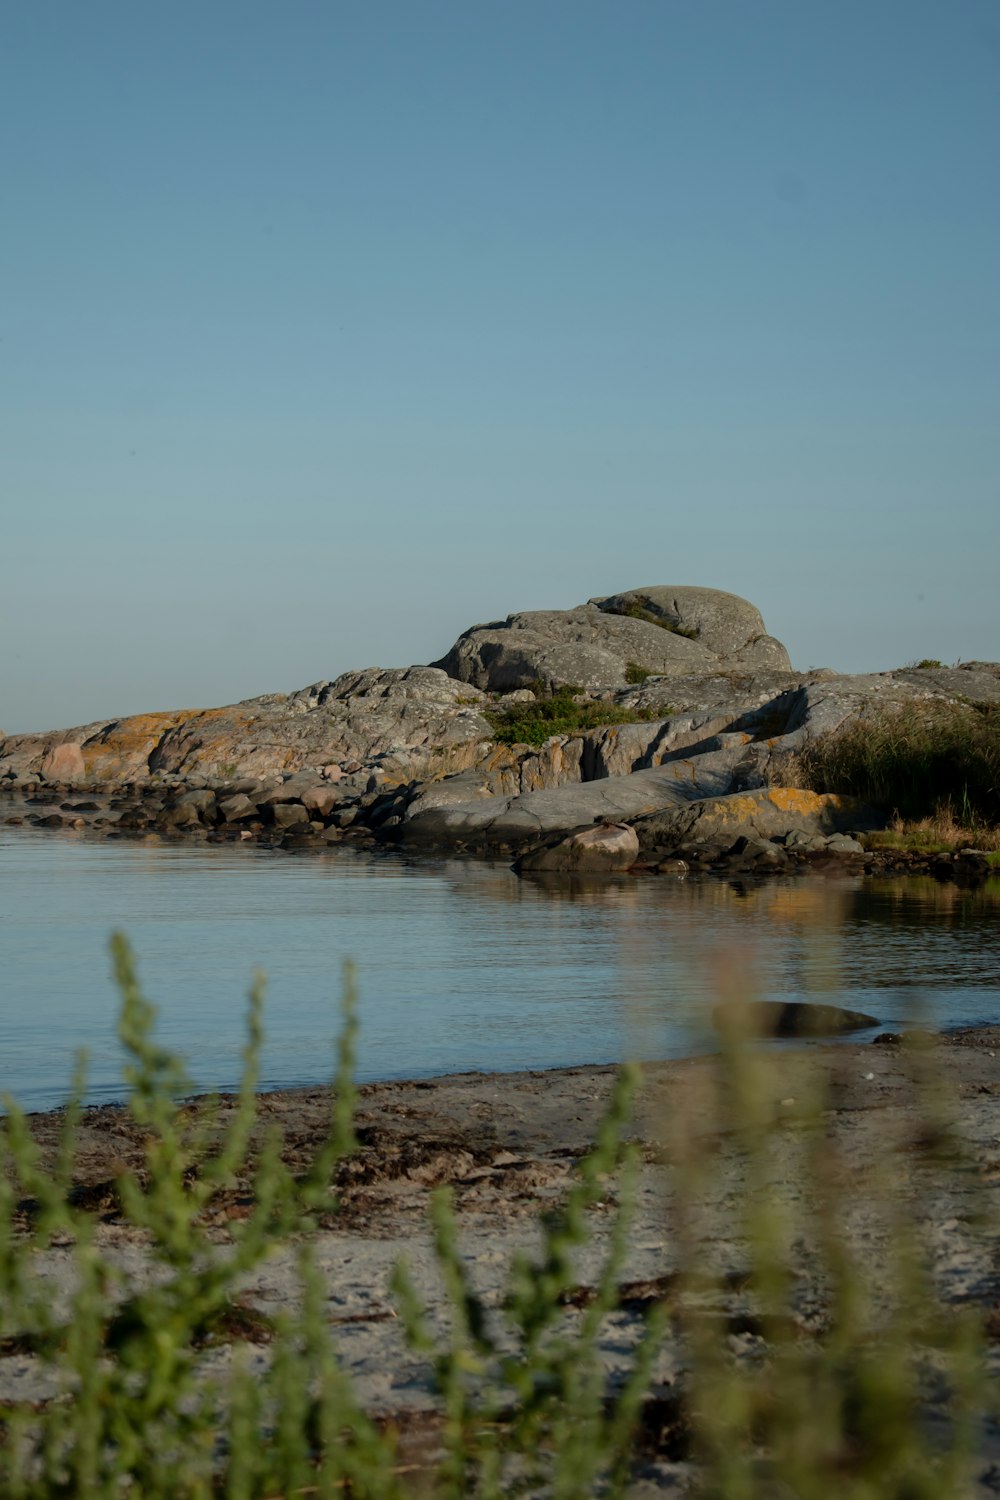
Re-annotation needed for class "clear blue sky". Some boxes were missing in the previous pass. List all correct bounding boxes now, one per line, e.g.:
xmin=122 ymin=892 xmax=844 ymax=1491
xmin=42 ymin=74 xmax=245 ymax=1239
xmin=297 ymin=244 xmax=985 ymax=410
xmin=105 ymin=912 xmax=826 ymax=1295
xmin=3 ymin=1 xmax=998 ymax=733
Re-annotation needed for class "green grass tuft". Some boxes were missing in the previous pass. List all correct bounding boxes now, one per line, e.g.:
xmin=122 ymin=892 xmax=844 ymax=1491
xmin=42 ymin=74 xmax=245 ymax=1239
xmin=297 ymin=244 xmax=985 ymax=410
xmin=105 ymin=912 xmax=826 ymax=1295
xmin=485 ymin=686 xmax=662 ymax=747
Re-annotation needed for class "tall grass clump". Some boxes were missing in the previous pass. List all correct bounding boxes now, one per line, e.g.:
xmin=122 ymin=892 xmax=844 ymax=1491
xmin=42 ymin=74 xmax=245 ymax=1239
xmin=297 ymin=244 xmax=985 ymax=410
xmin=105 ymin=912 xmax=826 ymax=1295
xmin=800 ymin=700 xmax=1000 ymax=831
xmin=0 ymin=940 xmax=996 ymax=1495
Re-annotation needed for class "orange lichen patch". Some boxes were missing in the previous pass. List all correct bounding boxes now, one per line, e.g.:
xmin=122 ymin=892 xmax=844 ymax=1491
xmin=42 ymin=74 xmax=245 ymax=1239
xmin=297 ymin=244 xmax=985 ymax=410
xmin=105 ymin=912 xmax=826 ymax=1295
xmin=690 ymin=787 xmax=869 ymax=840
xmin=185 ymin=708 xmax=253 ymax=728
xmin=484 ymin=745 xmax=522 ymax=773
xmin=88 ymin=711 xmax=191 ymax=747
xmin=764 ymin=787 xmax=843 ymax=817
xmin=80 ymin=712 xmax=192 ymax=775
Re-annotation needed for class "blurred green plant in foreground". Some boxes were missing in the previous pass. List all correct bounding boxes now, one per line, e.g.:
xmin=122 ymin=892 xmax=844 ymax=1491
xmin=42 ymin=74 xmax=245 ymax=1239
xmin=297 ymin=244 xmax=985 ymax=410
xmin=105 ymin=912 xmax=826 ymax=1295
xmin=0 ymin=938 xmax=995 ymax=1496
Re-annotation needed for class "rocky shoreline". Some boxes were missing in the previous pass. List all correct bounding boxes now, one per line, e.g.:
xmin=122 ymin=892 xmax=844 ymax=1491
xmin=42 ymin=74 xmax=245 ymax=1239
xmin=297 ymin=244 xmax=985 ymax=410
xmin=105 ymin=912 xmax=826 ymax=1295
xmin=3 ymin=585 xmax=998 ymax=879
xmin=2 ymin=771 xmax=995 ymax=886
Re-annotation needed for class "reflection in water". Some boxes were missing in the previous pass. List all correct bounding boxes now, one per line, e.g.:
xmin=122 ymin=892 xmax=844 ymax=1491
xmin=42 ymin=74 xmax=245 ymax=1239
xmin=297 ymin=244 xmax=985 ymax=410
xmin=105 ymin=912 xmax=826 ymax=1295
xmin=1 ymin=828 xmax=998 ymax=1112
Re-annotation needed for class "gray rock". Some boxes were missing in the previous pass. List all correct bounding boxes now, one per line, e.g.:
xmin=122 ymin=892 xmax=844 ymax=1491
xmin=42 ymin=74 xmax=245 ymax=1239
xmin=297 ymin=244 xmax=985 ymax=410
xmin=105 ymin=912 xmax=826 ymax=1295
xmin=517 ymin=822 xmax=641 ymax=874
xmin=158 ymin=801 xmax=204 ymax=829
xmin=824 ymin=833 xmax=865 ymax=853
xmin=259 ymin=772 xmax=327 ymax=805
xmin=218 ymin=794 xmax=257 ymax=822
xmin=593 ymin=586 xmax=791 ymax=667
xmin=432 ymin=604 xmax=717 ymax=693
xmin=401 ymin=764 xmax=701 ymax=849
xmin=890 ymin=663 xmax=1000 ymax=705
xmin=300 ymin=784 xmax=341 ymax=817
xmin=174 ymin=787 xmax=217 ymax=815
xmin=264 ymin=802 xmax=309 ymax=829
xmin=783 ymin=829 xmax=831 ymax=852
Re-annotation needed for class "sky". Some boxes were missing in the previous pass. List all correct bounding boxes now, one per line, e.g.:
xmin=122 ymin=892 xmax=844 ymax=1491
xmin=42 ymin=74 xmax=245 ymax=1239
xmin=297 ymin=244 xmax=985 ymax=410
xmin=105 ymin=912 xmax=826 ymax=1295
xmin=2 ymin=1 xmax=998 ymax=734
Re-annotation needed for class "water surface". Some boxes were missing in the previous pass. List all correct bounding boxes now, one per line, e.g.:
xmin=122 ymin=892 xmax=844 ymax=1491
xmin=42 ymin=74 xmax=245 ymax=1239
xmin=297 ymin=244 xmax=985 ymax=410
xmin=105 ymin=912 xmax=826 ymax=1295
xmin=2 ymin=828 xmax=999 ymax=1112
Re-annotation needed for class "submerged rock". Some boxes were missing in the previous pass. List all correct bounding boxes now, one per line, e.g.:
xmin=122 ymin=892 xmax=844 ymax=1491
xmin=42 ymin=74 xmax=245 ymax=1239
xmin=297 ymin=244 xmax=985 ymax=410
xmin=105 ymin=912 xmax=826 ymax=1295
xmin=713 ymin=1000 xmax=880 ymax=1038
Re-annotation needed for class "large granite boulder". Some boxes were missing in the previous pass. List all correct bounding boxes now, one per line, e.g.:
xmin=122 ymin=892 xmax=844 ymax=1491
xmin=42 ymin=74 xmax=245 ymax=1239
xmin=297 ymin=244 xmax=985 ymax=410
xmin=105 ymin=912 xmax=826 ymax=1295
xmin=430 ymin=587 xmax=790 ymax=694
xmin=593 ymin=586 xmax=791 ymax=670
xmin=431 ymin=605 xmax=717 ymax=693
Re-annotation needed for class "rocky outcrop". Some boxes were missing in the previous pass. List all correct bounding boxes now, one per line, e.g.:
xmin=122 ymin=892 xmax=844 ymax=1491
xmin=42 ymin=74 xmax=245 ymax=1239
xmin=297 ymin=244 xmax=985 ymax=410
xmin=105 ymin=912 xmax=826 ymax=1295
xmin=593 ymin=586 xmax=791 ymax=670
xmin=2 ymin=585 xmax=996 ymax=877
xmin=0 ymin=668 xmax=494 ymax=787
xmin=430 ymin=587 xmax=790 ymax=693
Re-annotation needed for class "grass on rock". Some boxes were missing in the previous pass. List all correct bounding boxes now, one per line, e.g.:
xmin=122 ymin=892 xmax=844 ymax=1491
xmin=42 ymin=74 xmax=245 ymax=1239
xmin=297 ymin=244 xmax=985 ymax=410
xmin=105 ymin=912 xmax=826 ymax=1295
xmin=485 ymin=686 xmax=662 ymax=748
xmin=609 ymin=596 xmax=700 ymax=640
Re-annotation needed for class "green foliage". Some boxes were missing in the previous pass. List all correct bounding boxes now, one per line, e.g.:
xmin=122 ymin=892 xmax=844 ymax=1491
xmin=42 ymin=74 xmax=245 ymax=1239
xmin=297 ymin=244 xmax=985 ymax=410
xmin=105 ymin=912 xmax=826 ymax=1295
xmin=800 ymin=701 xmax=1000 ymax=829
xmin=0 ymin=939 xmax=371 ymax=1499
xmin=911 ymin=659 xmax=943 ymax=670
xmin=0 ymin=942 xmax=663 ymax=1498
xmin=624 ymin=662 xmax=653 ymax=685
xmin=485 ymin=686 xmax=661 ymax=747
xmin=0 ymin=945 xmax=995 ymax=1496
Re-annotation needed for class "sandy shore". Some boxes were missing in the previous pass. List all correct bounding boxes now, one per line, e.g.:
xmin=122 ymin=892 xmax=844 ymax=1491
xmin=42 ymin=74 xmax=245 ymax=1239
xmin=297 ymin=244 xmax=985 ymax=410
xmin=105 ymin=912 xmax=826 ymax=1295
xmin=9 ymin=1031 xmax=1000 ymax=1493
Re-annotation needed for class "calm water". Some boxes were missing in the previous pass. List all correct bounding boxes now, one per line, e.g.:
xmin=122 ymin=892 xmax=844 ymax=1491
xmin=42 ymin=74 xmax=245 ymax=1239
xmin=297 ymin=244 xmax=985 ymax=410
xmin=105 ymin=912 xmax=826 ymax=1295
xmin=2 ymin=827 xmax=999 ymax=1113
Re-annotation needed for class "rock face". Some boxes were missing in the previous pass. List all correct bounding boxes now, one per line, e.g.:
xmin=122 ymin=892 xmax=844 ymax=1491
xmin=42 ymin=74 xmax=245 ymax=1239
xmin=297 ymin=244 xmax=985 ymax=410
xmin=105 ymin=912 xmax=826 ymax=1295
xmin=430 ymin=587 xmax=790 ymax=693
xmin=400 ymin=778 xmax=872 ymax=855
xmin=2 ymin=585 xmax=996 ymax=873
xmin=593 ymin=587 xmax=791 ymax=670
xmin=0 ymin=668 xmax=493 ymax=786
